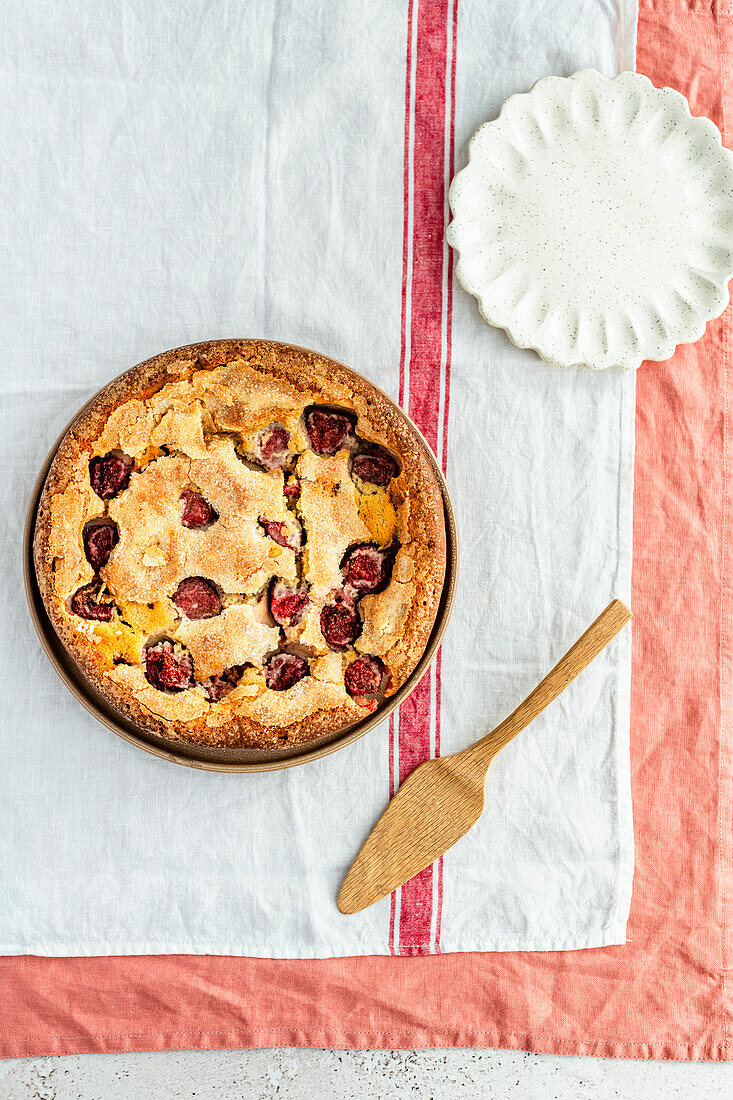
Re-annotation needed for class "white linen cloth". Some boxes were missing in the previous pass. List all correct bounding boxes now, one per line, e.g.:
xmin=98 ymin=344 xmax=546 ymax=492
xmin=0 ymin=0 xmax=637 ymax=956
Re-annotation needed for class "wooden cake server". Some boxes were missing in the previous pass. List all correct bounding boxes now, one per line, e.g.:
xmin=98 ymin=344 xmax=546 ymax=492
xmin=338 ymin=599 xmax=632 ymax=915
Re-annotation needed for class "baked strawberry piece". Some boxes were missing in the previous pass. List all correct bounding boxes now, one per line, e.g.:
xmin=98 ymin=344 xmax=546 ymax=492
xmin=180 ymin=490 xmax=218 ymax=529
xmin=341 ymin=543 xmax=392 ymax=594
xmin=264 ymin=652 xmax=309 ymax=690
xmin=351 ymin=446 xmax=398 ymax=487
xmin=259 ymin=517 xmax=303 ymax=551
xmin=320 ymin=590 xmax=361 ymax=650
xmin=144 ymin=641 xmax=193 ymax=692
xmin=82 ymin=520 xmax=119 ymax=570
xmin=256 ymin=424 xmax=293 ymax=470
xmin=305 ymin=407 xmax=355 ymax=455
xmin=202 ymin=665 xmax=245 ymax=702
xmin=173 ymin=577 xmax=222 ymax=620
xmin=345 ymin=654 xmax=388 ymax=699
xmin=89 ymin=452 xmax=132 ymax=500
xmin=70 ymin=580 xmax=115 ymax=621
xmin=269 ymin=580 xmax=309 ymax=628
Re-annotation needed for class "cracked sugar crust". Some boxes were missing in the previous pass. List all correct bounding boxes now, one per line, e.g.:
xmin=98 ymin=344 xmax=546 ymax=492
xmin=33 ymin=339 xmax=447 ymax=749
xmin=103 ymin=441 xmax=297 ymax=602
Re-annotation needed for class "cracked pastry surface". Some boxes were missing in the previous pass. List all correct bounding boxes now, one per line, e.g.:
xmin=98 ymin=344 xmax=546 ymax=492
xmin=34 ymin=339 xmax=447 ymax=749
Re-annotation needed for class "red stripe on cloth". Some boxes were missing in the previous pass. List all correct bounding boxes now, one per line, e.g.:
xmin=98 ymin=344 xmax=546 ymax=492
xmin=441 ymin=0 xmax=458 ymax=476
xmin=433 ymin=0 xmax=458 ymax=955
xmin=388 ymin=714 xmax=397 ymax=955
xmin=434 ymin=653 xmax=445 ymax=952
xmin=397 ymin=677 xmax=435 ymax=955
xmin=398 ymin=0 xmax=415 ymax=410
xmin=391 ymin=0 xmax=413 ymax=959
xmin=395 ymin=0 xmax=453 ymax=956
xmin=405 ymin=0 xmax=451 ymax=455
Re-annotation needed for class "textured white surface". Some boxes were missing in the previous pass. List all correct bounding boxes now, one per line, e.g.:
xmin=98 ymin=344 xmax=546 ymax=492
xmin=1 ymin=0 xmax=635 ymax=959
xmin=0 ymin=1050 xmax=730 ymax=1099
xmin=448 ymin=70 xmax=733 ymax=370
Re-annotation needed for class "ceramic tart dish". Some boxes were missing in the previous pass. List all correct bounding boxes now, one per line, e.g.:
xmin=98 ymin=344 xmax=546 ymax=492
xmin=33 ymin=340 xmax=447 ymax=750
xmin=447 ymin=69 xmax=733 ymax=370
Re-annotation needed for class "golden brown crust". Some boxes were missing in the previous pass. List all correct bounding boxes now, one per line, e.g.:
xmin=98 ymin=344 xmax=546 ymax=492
xmin=34 ymin=339 xmax=446 ymax=749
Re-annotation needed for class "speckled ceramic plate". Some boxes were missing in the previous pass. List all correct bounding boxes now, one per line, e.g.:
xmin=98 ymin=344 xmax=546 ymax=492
xmin=447 ymin=69 xmax=733 ymax=370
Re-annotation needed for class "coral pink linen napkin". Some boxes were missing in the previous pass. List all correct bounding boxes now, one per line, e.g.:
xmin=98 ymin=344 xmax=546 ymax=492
xmin=0 ymin=0 xmax=730 ymax=1060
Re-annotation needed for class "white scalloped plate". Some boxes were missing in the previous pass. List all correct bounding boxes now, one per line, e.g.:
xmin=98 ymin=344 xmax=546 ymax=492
xmin=447 ymin=69 xmax=733 ymax=370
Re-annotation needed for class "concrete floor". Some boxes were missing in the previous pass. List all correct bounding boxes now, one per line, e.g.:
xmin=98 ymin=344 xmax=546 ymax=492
xmin=0 ymin=1049 xmax=730 ymax=1099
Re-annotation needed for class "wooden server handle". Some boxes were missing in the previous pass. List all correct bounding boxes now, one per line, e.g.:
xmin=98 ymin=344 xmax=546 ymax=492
xmin=467 ymin=599 xmax=632 ymax=767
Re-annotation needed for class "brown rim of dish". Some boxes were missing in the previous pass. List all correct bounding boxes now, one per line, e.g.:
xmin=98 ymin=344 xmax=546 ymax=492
xmin=24 ymin=340 xmax=459 ymax=773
